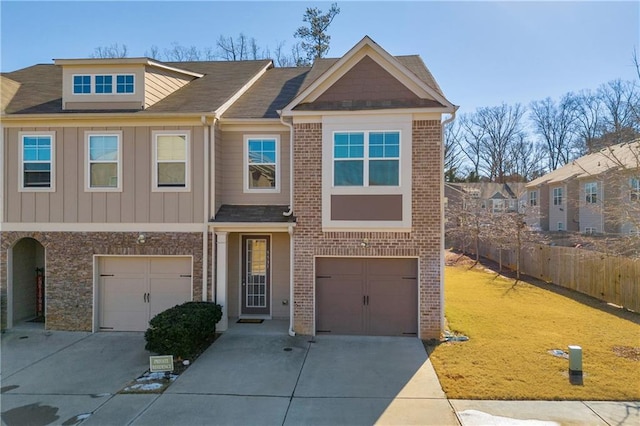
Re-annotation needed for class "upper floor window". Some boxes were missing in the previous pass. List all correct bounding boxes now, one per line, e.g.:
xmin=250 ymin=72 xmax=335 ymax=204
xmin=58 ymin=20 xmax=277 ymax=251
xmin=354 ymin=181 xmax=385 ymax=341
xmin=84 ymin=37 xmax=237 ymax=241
xmin=245 ymin=136 xmax=279 ymax=192
xmin=529 ymin=190 xmax=537 ymax=206
xmin=117 ymin=75 xmax=134 ymax=93
xmin=153 ymin=132 xmax=189 ymax=191
xmin=333 ymin=131 xmax=400 ymax=187
xmin=585 ymin=182 xmax=598 ymax=204
xmin=630 ymin=177 xmax=639 ymax=201
xmin=20 ymin=133 xmax=55 ymax=191
xmin=95 ymin=75 xmax=113 ymax=94
xmin=73 ymin=75 xmax=91 ymax=94
xmin=86 ymin=132 xmax=121 ymax=191
xmin=492 ymin=199 xmax=505 ymax=213
xmin=553 ymin=187 xmax=563 ymax=206
xmin=558 ymin=222 xmax=565 ymax=231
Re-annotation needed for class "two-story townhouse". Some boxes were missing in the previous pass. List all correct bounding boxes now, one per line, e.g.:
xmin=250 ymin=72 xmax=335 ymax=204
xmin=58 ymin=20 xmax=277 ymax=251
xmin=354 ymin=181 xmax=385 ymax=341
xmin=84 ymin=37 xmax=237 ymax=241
xmin=1 ymin=36 xmax=456 ymax=340
xmin=526 ymin=140 xmax=640 ymax=235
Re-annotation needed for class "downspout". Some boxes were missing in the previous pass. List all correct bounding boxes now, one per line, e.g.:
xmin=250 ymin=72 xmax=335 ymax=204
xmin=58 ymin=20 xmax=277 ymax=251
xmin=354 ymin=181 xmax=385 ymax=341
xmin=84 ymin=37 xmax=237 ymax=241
xmin=440 ymin=106 xmax=458 ymax=337
xmin=210 ymin=117 xmax=217 ymax=303
xmin=280 ymin=112 xmax=296 ymax=337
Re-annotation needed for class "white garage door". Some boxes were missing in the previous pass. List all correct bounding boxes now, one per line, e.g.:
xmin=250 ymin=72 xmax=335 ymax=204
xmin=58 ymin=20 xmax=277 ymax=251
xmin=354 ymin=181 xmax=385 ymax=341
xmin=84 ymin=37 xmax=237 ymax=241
xmin=99 ymin=257 xmax=192 ymax=331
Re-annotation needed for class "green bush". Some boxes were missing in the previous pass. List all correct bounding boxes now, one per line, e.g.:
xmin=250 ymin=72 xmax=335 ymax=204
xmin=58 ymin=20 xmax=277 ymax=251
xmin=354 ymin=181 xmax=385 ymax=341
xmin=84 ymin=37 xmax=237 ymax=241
xmin=144 ymin=301 xmax=222 ymax=359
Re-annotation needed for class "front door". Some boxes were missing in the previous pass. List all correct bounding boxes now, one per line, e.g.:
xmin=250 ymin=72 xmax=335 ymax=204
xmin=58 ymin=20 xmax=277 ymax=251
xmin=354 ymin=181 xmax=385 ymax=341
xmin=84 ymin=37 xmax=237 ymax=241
xmin=241 ymin=235 xmax=271 ymax=316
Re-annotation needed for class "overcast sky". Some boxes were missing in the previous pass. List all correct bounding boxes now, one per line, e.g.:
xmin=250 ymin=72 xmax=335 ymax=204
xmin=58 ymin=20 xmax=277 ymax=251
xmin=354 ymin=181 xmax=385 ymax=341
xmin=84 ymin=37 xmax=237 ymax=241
xmin=1 ymin=1 xmax=638 ymax=114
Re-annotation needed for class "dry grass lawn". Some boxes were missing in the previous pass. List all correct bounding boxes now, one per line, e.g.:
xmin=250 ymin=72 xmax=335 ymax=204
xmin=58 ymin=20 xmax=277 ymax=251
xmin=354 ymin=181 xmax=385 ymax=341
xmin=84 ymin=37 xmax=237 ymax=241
xmin=429 ymin=257 xmax=640 ymax=400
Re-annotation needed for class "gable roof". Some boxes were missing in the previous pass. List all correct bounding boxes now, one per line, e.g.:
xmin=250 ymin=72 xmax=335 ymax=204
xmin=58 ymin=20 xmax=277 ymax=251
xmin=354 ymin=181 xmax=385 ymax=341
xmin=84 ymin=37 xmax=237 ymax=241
xmin=282 ymin=36 xmax=454 ymax=114
xmin=526 ymin=140 xmax=640 ymax=188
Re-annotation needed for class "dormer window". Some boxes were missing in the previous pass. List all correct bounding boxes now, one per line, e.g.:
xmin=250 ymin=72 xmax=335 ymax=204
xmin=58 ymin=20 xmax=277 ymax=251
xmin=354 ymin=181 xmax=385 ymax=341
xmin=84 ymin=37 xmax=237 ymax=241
xmin=73 ymin=75 xmax=91 ymax=94
xmin=71 ymin=74 xmax=135 ymax=95
xmin=95 ymin=75 xmax=113 ymax=93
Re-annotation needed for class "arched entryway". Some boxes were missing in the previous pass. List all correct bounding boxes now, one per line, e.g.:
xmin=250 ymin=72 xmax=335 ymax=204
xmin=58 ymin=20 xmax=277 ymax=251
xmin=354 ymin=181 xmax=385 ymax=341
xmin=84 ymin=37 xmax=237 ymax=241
xmin=9 ymin=237 xmax=45 ymax=327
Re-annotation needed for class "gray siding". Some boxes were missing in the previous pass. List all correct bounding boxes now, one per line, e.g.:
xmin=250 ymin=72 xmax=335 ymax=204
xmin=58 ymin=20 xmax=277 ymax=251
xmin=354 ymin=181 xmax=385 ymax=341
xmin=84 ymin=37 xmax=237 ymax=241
xmin=5 ymin=125 xmax=205 ymax=223
xmin=579 ymin=179 xmax=604 ymax=232
xmin=217 ymin=130 xmax=290 ymax=206
xmin=548 ymin=184 xmax=567 ymax=231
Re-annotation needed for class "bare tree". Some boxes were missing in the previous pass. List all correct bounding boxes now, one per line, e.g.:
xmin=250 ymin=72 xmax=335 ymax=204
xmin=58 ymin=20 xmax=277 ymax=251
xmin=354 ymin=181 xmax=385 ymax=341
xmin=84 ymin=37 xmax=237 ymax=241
xmin=294 ymin=2 xmax=340 ymax=65
xmin=597 ymin=79 xmax=640 ymax=145
xmin=91 ymin=43 xmax=128 ymax=58
xmin=506 ymin=134 xmax=545 ymax=181
xmin=530 ymin=94 xmax=578 ymax=171
xmin=573 ymin=89 xmax=605 ymax=154
xmin=444 ymin=120 xmax=465 ymax=182
xmin=145 ymin=45 xmax=161 ymax=60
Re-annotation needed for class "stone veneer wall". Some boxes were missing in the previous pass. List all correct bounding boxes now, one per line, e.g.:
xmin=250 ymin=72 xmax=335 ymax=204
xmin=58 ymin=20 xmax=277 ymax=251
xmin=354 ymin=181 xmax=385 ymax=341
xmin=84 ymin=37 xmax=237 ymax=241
xmin=0 ymin=231 xmax=203 ymax=331
xmin=292 ymin=120 xmax=443 ymax=339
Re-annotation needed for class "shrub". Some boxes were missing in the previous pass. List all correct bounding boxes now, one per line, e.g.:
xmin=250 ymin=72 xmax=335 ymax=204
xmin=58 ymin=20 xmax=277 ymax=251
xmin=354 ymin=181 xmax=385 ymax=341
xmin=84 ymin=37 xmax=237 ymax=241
xmin=144 ymin=302 xmax=222 ymax=359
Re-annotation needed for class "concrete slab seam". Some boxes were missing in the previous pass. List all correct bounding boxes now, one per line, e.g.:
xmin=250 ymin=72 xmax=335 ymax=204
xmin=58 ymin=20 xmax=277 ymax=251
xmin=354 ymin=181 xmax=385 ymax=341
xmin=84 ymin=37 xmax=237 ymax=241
xmin=582 ymin=401 xmax=613 ymax=426
xmin=282 ymin=340 xmax=313 ymax=425
xmin=447 ymin=398 xmax=463 ymax=426
xmin=124 ymin=393 xmax=163 ymax=426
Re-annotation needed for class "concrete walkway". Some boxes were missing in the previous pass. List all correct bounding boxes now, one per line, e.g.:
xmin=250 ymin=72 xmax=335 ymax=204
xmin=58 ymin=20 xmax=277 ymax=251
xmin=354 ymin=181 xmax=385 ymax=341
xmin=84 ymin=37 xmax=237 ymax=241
xmin=1 ymin=321 xmax=638 ymax=425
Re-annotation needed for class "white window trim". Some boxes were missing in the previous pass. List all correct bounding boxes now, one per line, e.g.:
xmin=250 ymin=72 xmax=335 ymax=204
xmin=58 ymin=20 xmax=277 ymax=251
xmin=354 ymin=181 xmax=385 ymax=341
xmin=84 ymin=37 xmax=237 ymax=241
xmin=152 ymin=130 xmax=191 ymax=192
xmin=19 ymin=131 xmax=56 ymax=192
xmin=584 ymin=227 xmax=597 ymax=234
xmin=85 ymin=131 xmax=123 ymax=192
xmin=71 ymin=74 xmax=136 ymax=95
xmin=72 ymin=74 xmax=92 ymax=95
xmin=630 ymin=177 xmax=640 ymax=200
xmin=529 ymin=190 xmax=537 ymax=206
xmin=585 ymin=182 xmax=598 ymax=204
xmin=243 ymin=135 xmax=281 ymax=194
xmin=557 ymin=222 xmax=564 ymax=231
xmin=332 ymin=130 xmax=402 ymax=188
xmin=552 ymin=187 xmax=563 ymax=206
xmin=321 ymin=114 xmax=412 ymax=232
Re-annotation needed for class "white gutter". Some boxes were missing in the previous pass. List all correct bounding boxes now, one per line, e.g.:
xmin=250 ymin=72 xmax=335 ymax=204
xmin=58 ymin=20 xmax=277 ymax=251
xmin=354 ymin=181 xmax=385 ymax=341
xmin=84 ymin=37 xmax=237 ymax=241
xmin=201 ymin=115 xmax=211 ymax=301
xmin=439 ymin=106 xmax=458 ymax=336
xmin=280 ymin=113 xmax=296 ymax=337
xmin=0 ymin=123 xmax=4 ymax=226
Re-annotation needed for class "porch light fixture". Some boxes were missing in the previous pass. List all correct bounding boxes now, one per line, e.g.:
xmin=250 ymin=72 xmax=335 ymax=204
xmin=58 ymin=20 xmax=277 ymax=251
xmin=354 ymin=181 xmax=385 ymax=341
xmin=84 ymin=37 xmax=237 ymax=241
xmin=360 ymin=238 xmax=369 ymax=248
xmin=137 ymin=233 xmax=146 ymax=244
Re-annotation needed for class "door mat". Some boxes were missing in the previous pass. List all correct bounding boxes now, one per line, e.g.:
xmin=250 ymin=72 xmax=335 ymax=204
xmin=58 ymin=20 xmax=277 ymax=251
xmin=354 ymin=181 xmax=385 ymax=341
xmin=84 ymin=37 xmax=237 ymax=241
xmin=237 ymin=319 xmax=264 ymax=324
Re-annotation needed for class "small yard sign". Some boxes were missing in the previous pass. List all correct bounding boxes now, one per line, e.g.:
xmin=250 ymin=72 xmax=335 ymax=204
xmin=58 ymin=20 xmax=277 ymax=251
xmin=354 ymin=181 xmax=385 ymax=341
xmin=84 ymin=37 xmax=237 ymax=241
xmin=149 ymin=355 xmax=174 ymax=373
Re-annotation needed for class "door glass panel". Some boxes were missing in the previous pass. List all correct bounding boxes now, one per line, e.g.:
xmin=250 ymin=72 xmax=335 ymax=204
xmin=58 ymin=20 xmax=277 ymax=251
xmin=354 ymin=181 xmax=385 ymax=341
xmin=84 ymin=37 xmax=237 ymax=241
xmin=246 ymin=239 xmax=267 ymax=308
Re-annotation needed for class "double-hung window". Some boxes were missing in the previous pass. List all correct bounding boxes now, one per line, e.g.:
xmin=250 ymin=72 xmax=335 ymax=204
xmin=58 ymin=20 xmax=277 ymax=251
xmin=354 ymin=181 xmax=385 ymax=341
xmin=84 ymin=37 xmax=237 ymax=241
xmin=245 ymin=136 xmax=278 ymax=192
xmin=153 ymin=132 xmax=189 ymax=191
xmin=585 ymin=182 xmax=598 ymax=204
xmin=529 ymin=190 xmax=537 ymax=207
xmin=334 ymin=131 xmax=400 ymax=187
xmin=630 ymin=178 xmax=640 ymax=201
xmin=553 ymin=187 xmax=563 ymax=206
xmin=86 ymin=132 xmax=121 ymax=191
xmin=20 ymin=133 xmax=54 ymax=191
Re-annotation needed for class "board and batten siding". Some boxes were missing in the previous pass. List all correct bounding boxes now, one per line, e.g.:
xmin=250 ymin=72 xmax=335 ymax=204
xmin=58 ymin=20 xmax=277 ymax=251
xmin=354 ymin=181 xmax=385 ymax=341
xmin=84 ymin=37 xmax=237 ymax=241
xmin=217 ymin=130 xmax=290 ymax=206
xmin=578 ymin=178 xmax=604 ymax=233
xmin=4 ymin=126 xmax=205 ymax=223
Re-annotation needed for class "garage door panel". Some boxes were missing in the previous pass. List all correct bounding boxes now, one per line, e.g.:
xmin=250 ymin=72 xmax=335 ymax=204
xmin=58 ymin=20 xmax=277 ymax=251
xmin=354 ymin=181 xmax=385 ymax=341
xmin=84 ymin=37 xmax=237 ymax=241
xmin=367 ymin=258 xmax=417 ymax=278
xmin=316 ymin=258 xmax=365 ymax=276
xmin=368 ymin=278 xmax=417 ymax=336
xmin=100 ymin=277 xmax=147 ymax=331
xmin=150 ymin=257 xmax=191 ymax=275
xmin=316 ymin=277 xmax=364 ymax=334
xmin=149 ymin=277 xmax=192 ymax=318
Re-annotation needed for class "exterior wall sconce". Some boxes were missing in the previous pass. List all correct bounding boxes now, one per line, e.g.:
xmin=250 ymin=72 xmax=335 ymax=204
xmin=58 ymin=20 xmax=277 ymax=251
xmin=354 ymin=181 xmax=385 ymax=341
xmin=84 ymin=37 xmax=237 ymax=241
xmin=137 ymin=234 xmax=146 ymax=244
xmin=360 ymin=238 xmax=369 ymax=248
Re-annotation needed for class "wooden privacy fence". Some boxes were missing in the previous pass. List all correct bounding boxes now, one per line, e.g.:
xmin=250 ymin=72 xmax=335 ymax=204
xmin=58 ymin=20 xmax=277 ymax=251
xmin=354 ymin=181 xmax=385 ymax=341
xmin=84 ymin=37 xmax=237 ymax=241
xmin=460 ymin=240 xmax=640 ymax=313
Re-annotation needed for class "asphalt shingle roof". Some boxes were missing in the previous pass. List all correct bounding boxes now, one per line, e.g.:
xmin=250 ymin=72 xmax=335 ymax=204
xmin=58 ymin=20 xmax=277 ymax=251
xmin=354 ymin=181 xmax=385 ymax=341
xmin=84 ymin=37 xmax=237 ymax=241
xmin=213 ymin=205 xmax=295 ymax=223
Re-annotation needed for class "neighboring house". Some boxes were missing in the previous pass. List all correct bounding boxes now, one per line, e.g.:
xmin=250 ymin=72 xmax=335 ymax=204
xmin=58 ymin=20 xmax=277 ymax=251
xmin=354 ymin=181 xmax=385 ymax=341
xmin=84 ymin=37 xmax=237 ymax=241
xmin=444 ymin=182 xmax=526 ymax=216
xmin=0 ymin=36 xmax=456 ymax=339
xmin=526 ymin=140 xmax=640 ymax=235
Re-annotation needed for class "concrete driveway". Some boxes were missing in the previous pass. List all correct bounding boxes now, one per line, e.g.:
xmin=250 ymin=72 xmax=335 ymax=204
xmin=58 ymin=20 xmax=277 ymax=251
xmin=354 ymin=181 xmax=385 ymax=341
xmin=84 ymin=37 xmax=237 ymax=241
xmin=1 ymin=320 xmax=457 ymax=425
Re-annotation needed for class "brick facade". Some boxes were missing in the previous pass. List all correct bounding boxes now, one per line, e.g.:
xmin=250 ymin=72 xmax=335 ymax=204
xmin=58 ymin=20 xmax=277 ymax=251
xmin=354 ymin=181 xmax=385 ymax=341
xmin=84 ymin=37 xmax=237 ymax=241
xmin=292 ymin=120 xmax=443 ymax=339
xmin=0 ymin=231 xmax=203 ymax=331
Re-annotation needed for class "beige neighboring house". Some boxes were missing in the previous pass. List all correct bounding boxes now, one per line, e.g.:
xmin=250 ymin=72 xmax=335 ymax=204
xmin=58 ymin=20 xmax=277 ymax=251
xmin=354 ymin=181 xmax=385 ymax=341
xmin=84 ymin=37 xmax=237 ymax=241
xmin=444 ymin=182 xmax=527 ymax=215
xmin=0 ymin=36 xmax=456 ymax=339
xmin=526 ymin=140 xmax=640 ymax=235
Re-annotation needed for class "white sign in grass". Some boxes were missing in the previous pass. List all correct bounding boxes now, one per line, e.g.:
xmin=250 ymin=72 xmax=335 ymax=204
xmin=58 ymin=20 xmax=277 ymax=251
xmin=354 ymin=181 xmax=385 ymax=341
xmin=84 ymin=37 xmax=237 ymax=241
xmin=149 ymin=355 xmax=174 ymax=373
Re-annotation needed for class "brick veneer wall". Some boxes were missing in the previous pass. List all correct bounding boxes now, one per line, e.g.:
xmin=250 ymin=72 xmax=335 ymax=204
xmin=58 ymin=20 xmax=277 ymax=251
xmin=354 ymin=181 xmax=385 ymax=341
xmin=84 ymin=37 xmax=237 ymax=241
xmin=292 ymin=120 xmax=443 ymax=339
xmin=0 ymin=231 xmax=203 ymax=331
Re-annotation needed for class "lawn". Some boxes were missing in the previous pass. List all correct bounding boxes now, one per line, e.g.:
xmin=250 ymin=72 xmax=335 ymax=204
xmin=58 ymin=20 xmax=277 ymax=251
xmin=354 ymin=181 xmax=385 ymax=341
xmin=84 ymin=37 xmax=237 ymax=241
xmin=429 ymin=257 xmax=640 ymax=400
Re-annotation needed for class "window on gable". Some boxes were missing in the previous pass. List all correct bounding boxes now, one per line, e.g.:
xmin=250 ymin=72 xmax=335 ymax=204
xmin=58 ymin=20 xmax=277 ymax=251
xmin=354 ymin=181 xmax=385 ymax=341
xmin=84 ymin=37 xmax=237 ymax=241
xmin=529 ymin=191 xmax=537 ymax=206
xmin=116 ymin=75 xmax=134 ymax=93
xmin=553 ymin=187 xmax=563 ymax=206
xmin=246 ymin=137 xmax=278 ymax=190
xmin=333 ymin=131 xmax=400 ymax=187
xmin=87 ymin=133 xmax=120 ymax=190
xmin=95 ymin=75 xmax=113 ymax=94
xmin=73 ymin=75 xmax=91 ymax=94
xmin=630 ymin=177 xmax=639 ymax=201
xmin=21 ymin=134 xmax=54 ymax=190
xmin=585 ymin=182 xmax=598 ymax=204
xmin=154 ymin=132 xmax=189 ymax=190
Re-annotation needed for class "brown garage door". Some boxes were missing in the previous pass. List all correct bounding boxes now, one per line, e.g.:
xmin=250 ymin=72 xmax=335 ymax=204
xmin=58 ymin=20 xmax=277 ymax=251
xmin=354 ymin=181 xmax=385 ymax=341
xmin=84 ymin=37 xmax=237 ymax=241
xmin=316 ymin=258 xmax=417 ymax=336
